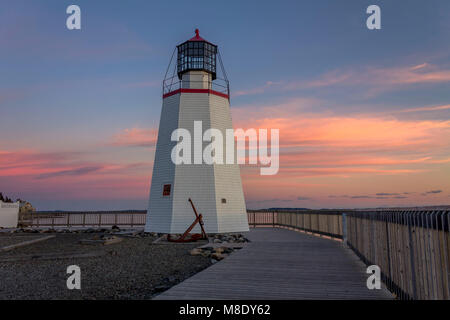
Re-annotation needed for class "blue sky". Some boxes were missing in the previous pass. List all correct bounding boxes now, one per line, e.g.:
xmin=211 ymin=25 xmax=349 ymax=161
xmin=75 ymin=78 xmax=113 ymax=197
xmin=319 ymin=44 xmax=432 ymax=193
xmin=1 ymin=0 xmax=450 ymax=210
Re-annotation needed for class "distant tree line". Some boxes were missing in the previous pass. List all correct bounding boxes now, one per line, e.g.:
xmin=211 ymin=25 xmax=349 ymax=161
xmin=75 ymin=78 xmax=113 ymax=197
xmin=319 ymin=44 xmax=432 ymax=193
xmin=0 ymin=192 xmax=15 ymax=203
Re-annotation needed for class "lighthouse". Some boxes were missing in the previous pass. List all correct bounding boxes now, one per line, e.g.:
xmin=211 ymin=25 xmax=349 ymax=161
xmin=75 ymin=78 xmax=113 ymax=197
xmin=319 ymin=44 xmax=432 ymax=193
xmin=145 ymin=30 xmax=249 ymax=234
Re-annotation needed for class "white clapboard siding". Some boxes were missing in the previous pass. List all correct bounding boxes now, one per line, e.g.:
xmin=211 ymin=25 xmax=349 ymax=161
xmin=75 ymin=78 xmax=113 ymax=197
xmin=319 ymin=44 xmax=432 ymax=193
xmin=145 ymin=70 xmax=248 ymax=234
xmin=146 ymin=94 xmax=180 ymax=233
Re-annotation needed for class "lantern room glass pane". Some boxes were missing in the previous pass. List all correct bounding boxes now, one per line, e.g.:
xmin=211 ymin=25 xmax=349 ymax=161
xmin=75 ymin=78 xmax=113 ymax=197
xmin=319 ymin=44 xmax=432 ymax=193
xmin=177 ymin=41 xmax=217 ymax=80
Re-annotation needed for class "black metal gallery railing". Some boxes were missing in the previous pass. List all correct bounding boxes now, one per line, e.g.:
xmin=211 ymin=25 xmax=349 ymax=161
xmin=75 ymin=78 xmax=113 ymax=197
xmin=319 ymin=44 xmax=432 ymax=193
xmin=162 ymin=76 xmax=230 ymax=98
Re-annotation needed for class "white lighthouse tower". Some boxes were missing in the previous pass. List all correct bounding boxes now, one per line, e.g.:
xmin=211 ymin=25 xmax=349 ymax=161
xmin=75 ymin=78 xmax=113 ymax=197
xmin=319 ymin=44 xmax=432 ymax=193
xmin=145 ymin=30 xmax=249 ymax=234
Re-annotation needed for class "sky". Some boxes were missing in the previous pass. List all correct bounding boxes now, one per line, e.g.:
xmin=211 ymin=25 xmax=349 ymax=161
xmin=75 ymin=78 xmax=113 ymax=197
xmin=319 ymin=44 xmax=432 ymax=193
xmin=1 ymin=0 xmax=449 ymax=210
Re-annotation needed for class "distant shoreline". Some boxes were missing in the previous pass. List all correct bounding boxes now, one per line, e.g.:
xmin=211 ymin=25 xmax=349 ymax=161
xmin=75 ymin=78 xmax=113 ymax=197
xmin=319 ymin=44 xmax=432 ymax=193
xmin=31 ymin=204 xmax=450 ymax=214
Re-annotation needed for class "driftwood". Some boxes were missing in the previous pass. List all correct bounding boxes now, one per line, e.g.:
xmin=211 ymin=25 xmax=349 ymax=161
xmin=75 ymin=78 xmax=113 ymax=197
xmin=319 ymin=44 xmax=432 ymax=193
xmin=0 ymin=251 xmax=106 ymax=262
xmin=0 ymin=235 xmax=55 ymax=252
xmin=79 ymin=236 xmax=123 ymax=246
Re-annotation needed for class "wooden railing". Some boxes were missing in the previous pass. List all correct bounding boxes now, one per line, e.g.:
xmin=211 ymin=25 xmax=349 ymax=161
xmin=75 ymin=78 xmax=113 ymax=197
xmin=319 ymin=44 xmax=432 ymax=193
xmin=250 ymin=209 xmax=450 ymax=300
xmin=248 ymin=210 xmax=343 ymax=239
xmin=18 ymin=209 xmax=449 ymax=300
xmin=19 ymin=211 xmax=147 ymax=228
xmin=346 ymin=210 xmax=449 ymax=300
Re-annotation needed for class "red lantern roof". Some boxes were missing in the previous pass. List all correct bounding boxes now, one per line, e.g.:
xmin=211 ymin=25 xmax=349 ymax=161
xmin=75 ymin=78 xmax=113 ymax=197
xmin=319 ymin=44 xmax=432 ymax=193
xmin=189 ymin=29 xmax=206 ymax=42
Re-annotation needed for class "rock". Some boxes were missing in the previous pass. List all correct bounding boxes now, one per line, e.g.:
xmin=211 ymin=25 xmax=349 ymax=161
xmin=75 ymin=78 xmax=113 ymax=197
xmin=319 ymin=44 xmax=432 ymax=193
xmin=201 ymin=251 xmax=211 ymax=257
xmin=189 ymin=248 xmax=202 ymax=256
xmin=153 ymin=285 xmax=171 ymax=293
xmin=222 ymin=247 xmax=234 ymax=254
xmin=206 ymin=233 xmax=249 ymax=244
xmin=214 ymin=247 xmax=224 ymax=254
xmin=211 ymin=253 xmax=225 ymax=261
xmin=111 ymin=225 xmax=120 ymax=232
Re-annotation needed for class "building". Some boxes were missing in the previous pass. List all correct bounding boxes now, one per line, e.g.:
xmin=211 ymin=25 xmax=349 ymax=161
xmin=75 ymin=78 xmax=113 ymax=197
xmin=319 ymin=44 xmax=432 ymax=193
xmin=0 ymin=200 xmax=19 ymax=228
xmin=145 ymin=30 xmax=249 ymax=234
xmin=19 ymin=200 xmax=36 ymax=214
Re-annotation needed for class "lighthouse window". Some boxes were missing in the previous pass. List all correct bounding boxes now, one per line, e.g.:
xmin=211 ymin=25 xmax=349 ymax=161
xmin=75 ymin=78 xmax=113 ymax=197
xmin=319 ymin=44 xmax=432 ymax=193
xmin=177 ymin=40 xmax=217 ymax=79
xmin=221 ymin=198 xmax=227 ymax=204
xmin=163 ymin=184 xmax=171 ymax=197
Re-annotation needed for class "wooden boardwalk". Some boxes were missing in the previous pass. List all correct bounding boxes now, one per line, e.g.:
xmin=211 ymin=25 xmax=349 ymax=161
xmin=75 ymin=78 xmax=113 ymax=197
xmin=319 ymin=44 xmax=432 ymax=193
xmin=154 ymin=228 xmax=393 ymax=300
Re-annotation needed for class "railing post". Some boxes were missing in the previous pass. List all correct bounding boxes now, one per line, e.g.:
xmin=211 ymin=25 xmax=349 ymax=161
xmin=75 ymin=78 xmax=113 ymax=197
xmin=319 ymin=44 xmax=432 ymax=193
xmin=83 ymin=213 xmax=86 ymax=227
xmin=253 ymin=212 xmax=256 ymax=228
xmin=131 ymin=213 xmax=134 ymax=228
xmin=66 ymin=213 xmax=70 ymax=228
xmin=408 ymin=213 xmax=418 ymax=299
xmin=99 ymin=213 xmax=102 ymax=227
xmin=342 ymin=213 xmax=347 ymax=246
xmin=272 ymin=211 xmax=275 ymax=227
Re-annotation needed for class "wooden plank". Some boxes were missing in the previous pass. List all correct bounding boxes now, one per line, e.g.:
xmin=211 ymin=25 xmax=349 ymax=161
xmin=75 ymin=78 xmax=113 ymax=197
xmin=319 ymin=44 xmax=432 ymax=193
xmin=154 ymin=228 xmax=393 ymax=300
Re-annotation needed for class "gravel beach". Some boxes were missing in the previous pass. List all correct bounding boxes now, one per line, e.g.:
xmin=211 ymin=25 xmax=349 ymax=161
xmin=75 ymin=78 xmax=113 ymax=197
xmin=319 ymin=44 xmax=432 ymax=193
xmin=0 ymin=231 xmax=212 ymax=300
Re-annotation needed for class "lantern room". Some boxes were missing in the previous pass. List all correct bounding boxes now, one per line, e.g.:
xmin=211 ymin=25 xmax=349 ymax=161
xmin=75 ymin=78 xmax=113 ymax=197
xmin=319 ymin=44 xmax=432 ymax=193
xmin=177 ymin=29 xmax=218 ymax=80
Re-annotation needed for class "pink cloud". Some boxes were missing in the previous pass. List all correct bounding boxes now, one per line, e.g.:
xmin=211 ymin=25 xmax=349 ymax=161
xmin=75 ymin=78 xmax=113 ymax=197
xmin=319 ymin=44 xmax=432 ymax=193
xmin=112 ymin=127 xmax=158 ymax=148
xmin=392 ymin=104 xmax=450 ymax=114
xmin=0 ymin=149 xmax=151 ymax=179
xmin=231 ymin=99 xmax=450 ymax=203
xmin=234 ymin=62 xmax=450 ymax=97
xmin=233 ymin=102 xmax=450 ymax=150
xmin=233 ymin=81 xmax=282 ymax=97
xmin=0 ymin=148 xmax=153 ymax=206
xmin=2 ymin=97 xmax=449 ymax=209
